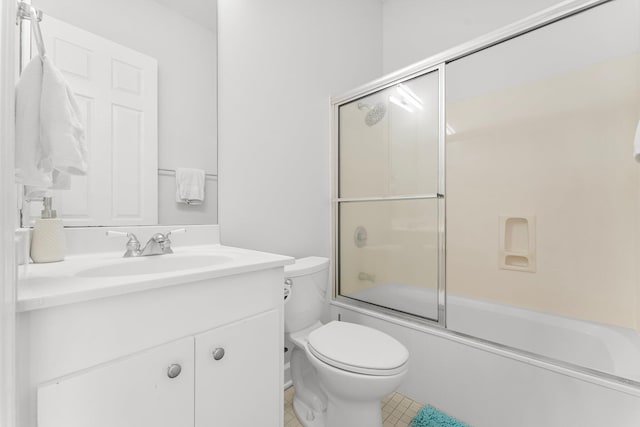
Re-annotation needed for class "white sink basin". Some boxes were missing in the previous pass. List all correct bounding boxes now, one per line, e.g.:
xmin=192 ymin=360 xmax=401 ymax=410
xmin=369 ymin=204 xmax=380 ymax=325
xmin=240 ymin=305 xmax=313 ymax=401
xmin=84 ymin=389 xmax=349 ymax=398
xmin=76 ymin=254 xmax=233 ymax=277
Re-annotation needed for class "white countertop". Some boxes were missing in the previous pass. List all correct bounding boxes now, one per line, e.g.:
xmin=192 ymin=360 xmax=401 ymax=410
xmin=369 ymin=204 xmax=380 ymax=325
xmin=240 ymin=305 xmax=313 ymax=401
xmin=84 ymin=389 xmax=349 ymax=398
xmin=18 ymin=244 xmax=294 ymax=312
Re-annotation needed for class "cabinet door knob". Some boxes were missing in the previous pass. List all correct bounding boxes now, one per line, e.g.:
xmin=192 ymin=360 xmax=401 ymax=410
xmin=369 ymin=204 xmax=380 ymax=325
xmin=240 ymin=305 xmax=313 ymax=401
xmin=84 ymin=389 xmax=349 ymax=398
xmin=167 ymin=363 xmax=182 ymax=379
xmin=212 ymin=347 xmax=225 ymax=361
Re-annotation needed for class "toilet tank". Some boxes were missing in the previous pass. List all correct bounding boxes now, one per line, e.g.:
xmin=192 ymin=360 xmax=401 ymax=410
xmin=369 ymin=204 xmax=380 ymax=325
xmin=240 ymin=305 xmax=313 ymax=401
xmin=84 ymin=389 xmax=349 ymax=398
xmin=284 ymin=257 xmax=330 ymax=333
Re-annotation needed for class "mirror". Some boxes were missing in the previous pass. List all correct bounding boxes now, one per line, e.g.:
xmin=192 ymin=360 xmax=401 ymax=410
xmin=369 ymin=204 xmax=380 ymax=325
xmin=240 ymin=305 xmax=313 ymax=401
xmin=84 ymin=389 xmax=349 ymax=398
xmin=22 ymin=0 xmax=218 ymax=226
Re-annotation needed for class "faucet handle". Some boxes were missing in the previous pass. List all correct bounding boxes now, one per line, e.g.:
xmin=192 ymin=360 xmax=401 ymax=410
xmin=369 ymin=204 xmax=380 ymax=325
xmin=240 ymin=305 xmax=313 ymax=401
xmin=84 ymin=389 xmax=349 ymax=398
xmin=156 ymin=228 xmax=186 ymax=255
xmin=166 ymin=228 xmax=186 ymax=239
xmin=106 ymin=230 xmax=140 ymax=257
xmin=106 ymin=230 xmax=139 ymax=242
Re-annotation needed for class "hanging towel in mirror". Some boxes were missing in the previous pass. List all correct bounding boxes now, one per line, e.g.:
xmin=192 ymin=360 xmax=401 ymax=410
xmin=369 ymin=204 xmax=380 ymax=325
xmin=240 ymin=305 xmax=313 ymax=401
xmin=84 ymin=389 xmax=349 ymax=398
xmin=15 ymin=56 xmax=88 ymax=195
xmin=15 ymin=57 xmax=46 ymax=189
xmin=175 ymin=168 xmax=205 ymax=205
xmin=41 ymin=56 xmax=88 ymax=175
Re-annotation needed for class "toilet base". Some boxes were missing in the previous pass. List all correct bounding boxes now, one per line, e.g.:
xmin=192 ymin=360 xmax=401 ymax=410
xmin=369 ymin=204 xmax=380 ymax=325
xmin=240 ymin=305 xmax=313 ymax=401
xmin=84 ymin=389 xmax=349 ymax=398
xmin=293 ymin=392 xmax=385 ymax=427
xmin=325 ymin=396 xmax=382 ymax=427
xmin=293 ymin=395 xmax=326 ymax=427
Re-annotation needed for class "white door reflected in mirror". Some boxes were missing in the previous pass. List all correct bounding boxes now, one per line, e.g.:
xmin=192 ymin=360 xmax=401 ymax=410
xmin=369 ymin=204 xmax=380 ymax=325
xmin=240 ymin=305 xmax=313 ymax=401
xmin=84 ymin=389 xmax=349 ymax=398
xmin=24 ymin=16 xmax=158 ymax=227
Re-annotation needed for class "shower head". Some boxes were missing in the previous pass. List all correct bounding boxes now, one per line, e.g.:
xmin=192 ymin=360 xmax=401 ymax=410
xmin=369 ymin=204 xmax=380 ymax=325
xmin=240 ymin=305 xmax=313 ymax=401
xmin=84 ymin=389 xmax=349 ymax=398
xmin=357 ymin=102 xmax=386 ymax=127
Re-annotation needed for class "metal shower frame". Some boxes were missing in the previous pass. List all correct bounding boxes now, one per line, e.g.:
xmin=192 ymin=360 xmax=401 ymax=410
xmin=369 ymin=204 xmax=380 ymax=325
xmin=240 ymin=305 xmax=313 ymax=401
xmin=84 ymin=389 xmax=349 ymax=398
xmin=330 ymin=0 xmax=611 ymax=328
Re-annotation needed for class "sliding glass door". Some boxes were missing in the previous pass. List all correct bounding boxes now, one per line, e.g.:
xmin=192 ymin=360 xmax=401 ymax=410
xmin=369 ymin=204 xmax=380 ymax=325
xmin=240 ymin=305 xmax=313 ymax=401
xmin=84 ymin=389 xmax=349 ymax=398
xmin=335 ymin=67 xmax=444 ymax=323
xmin=445 ymin=0 xmax=640 ymax=382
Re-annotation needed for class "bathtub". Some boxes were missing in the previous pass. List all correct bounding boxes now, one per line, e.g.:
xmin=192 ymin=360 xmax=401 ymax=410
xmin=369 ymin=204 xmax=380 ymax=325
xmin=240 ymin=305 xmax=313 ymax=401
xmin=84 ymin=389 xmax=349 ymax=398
xmin=346 ymin=283 xmax=640 ymax=382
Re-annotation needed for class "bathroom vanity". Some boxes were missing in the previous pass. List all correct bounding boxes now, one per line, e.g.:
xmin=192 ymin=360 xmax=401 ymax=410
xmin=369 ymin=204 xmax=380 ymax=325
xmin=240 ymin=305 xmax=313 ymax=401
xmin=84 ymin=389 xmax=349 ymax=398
xmin=15 ymin=226 xmax=292 ymax=427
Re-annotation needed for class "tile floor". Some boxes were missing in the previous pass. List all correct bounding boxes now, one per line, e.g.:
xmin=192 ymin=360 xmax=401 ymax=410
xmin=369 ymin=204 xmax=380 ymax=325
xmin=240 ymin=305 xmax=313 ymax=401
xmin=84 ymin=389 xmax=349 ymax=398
xmin=284 ymin=387 xmax=424 ymax=427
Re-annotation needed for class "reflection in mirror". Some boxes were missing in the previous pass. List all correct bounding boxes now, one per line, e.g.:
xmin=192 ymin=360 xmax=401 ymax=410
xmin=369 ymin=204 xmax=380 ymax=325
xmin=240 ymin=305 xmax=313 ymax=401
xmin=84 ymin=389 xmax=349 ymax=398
xmin=22 ymin=16 xmax=159 ymax=226
xmin=21 ymin=0 xmax=218 ymax=226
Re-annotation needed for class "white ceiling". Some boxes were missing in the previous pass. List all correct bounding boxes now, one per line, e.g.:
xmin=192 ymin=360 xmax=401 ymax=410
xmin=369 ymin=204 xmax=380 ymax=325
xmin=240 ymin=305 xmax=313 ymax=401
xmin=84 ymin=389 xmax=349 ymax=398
xmin=150 ymin=0 xmax=216 ymax=32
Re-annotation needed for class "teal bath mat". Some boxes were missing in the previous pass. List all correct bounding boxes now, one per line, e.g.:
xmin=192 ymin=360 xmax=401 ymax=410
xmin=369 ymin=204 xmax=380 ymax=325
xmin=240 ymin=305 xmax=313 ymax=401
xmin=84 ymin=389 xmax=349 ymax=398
xmin=410 ymin=405 xmax=470 ymax=427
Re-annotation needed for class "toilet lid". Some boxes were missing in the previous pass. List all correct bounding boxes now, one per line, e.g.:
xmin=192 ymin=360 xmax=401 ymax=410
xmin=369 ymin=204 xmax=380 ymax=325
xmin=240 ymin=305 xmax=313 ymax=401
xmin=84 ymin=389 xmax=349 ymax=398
xmin=307 ymin=321 xmax=409 ymax=376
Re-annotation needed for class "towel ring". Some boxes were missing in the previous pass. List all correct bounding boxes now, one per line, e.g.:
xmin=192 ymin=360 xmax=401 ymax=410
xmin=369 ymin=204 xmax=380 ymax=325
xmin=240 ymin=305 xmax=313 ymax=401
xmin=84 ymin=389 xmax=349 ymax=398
xmin=18 ymin=2 xmax=47 ymax=58
xmin=29 ymin=6 xmax=46 ymax=57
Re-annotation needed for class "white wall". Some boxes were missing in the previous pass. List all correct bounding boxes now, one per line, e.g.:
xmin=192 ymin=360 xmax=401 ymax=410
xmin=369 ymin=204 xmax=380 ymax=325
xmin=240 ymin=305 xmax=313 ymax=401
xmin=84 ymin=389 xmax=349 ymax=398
xmin=32 ymin=0 xmax=218 ymax=225
xmin=217 ymin=0 xmax=382 ymax=257
xmin=382 ymin=0 xmax=565 ymax=73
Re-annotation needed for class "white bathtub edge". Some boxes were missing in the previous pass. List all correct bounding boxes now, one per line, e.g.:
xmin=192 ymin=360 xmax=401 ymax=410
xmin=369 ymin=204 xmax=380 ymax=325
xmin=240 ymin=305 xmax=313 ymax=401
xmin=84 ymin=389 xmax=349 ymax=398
xmin=330 ymin=300 xmax=640 ymax=397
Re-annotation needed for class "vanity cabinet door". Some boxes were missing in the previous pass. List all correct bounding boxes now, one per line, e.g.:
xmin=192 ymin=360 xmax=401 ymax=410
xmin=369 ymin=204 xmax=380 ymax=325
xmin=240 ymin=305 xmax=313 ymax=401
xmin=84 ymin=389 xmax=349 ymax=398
xmin=195 ymin=309 xmax=281 ymax=427
xmin=37 ymin=336 xmax=194 ymax=427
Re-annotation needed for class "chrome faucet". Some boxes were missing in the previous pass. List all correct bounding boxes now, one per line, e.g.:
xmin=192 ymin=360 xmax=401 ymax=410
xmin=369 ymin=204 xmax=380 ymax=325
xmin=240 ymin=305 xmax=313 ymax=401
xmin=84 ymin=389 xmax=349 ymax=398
xmin=106 ymin=228 xmax=186 ymax=257
xmin=139 ymin=232 xmax=173 ymax=256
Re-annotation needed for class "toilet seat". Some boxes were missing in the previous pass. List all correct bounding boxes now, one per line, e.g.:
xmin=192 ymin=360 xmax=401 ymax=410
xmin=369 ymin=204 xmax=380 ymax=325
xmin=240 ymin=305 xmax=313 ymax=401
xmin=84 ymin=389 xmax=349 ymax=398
xmin=307 ymin=321 xmax=408 ymax=376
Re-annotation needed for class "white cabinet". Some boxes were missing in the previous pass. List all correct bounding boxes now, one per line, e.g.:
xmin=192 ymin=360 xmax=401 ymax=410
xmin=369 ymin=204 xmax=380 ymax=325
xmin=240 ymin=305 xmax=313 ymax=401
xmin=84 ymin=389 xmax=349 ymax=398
xmin=19 ymin=267 xmax=285 ymax=427
xmin=195 ymin=309 xmax=280 ymax=427
xmin=35 ymin=309 xmax=282 ymax=427
xmin=37 ymin=337 xmax=194 ymax=427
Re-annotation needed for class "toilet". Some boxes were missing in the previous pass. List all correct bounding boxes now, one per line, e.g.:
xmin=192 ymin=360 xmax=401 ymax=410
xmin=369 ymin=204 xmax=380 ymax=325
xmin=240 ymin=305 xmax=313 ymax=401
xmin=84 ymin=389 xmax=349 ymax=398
xmin=284 ymin=257 xmax=409 ymax=427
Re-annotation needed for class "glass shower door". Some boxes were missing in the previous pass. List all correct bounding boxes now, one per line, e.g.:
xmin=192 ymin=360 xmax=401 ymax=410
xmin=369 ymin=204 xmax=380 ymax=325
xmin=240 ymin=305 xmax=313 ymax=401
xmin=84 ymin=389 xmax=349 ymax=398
xmin=444 ymin=0 xmax=640 ymax=382
xmin=335 ymin=67 xmax=444 ymax=322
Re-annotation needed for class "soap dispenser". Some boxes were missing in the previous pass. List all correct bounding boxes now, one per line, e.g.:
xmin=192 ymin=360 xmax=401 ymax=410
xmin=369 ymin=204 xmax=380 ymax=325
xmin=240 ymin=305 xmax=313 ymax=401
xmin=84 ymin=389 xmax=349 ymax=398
xmin=30 ymin=196 xmax=66 ymax=263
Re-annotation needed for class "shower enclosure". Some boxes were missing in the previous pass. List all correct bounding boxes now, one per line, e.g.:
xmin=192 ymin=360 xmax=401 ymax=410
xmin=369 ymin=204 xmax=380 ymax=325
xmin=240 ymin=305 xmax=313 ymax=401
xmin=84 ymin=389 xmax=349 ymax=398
xmin=332 ymin=0 xmax=640 ymax=386
xmin=334 ymin=66 xmax=445 ymax=324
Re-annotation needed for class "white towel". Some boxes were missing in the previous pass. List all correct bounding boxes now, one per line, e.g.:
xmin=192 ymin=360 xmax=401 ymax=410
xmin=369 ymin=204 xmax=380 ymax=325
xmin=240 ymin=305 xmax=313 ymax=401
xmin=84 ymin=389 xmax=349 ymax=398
xmin=15 ymin=56 xmax=87 ymax=195
xmin=41 ymin=56 xmax=88 ymax=175
xmin=24 ymin=171 xmax=72 ymax=200
xmin=634 ymin=120 xmax=640 ymax=162
xmin=15 ymin=57 xmax=46 ymax=189
xmin=175 ymin=168 xmax=205 ymax=205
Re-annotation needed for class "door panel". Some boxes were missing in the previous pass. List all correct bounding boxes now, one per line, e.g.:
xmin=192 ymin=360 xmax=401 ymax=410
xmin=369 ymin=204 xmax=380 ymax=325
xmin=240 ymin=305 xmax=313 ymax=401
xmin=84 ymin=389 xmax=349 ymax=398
xmin=37 ymin=337 xmax=194 ymax=427
xmin=195 ymin=310 xmax=281 ymax=427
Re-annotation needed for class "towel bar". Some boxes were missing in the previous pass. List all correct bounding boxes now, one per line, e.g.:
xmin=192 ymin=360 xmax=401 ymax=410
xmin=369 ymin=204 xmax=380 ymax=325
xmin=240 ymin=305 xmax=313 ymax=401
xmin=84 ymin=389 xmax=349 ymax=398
xmin=158 ymin=168 xmax=217 ymax=179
